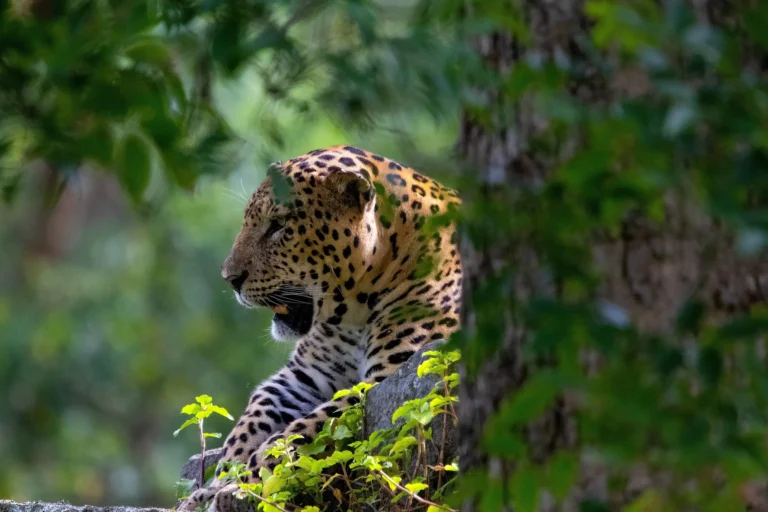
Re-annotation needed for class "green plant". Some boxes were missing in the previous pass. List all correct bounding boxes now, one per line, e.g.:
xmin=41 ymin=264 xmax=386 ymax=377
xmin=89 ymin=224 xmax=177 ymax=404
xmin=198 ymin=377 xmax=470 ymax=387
xmin=174 ymin=394 xmax=234 ymax=491
xmin=216 ymin=349 xmax=461 ymax=511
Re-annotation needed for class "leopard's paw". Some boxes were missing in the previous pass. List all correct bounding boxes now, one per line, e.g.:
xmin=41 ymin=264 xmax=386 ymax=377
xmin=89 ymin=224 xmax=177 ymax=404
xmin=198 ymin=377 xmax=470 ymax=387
xmin=177 ymin=487 xmax=218 ymax=512
xmin=210 ymin=483 xmax=246 ymax=512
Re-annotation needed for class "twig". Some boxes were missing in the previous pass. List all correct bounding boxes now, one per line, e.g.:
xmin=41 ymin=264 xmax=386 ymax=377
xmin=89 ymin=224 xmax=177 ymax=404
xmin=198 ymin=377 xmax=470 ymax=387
xmin=376 ymin=469 xmax=457 ymax=512
xmin=340 ymin=462 xmax=357 ymax=508
xmin=240 ymin=487 xmax=295 ymax=512
xmin=198 ymin=419 xmax=206 ymax=489
xmin=420 ymin=431 xmax=429 ymax=498
xmin=437 ymin=378 xmax=450 ymax=490
xmin=375 ymin=477 xmax=404 ymax=512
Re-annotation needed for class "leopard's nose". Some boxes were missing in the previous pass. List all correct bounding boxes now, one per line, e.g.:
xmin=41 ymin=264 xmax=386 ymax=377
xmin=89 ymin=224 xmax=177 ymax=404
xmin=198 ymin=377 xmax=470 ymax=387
xmin=224 ymin=270 xmax=249 ymax=293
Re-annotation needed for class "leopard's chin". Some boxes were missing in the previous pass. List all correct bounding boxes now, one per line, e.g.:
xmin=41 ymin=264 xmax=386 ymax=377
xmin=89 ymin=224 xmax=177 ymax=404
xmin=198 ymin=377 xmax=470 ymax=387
xmin=270 ymin=318 xmax=301 ymax=342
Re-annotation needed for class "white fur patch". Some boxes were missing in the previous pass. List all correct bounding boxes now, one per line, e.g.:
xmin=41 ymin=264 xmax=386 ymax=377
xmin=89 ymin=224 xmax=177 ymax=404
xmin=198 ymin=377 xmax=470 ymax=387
xmin=271 ymin=317 xmax=300 ymax=342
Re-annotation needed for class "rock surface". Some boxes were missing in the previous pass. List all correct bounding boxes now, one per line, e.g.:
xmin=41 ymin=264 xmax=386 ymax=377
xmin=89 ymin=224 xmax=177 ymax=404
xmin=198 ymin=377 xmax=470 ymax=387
xmin=179 ymin=447 xmax=225 ymax=484
xmin=363 ymin=340 xmax=458 ymax=467
xmin=0 ymin=501 xmax=169 ymax=512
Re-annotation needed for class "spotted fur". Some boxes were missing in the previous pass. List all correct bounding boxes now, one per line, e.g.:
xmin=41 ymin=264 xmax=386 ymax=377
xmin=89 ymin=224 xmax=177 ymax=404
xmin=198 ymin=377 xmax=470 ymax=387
xmin=178 ymin=145 xmax=462 ymax=510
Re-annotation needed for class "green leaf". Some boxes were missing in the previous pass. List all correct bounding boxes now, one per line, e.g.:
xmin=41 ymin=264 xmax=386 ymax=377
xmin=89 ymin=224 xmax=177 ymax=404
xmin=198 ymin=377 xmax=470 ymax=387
xmin=258 ymin=466 xmax=272 ymax=482
xmin=352 ymin=381 xmax=375 ymax=394
xmin=196 ymin=394 xmax=213 ymax=405
xmin=510 ymin=466 xmax=539 ymax=512
xmin=262 ymin=473 xmax=285 ymax=497
xmin=267 ymin=162 xmax=293 ymax=205
xmin=412 ymin=401 xmax=434 ymax=425
xmin=493 ymin=370 xmax=565 ymax=425
xmin=124 ymin=37 xmax=172 ymax=68
xmin=181 ymin=403 xmax=200 ymax=415
xmin=163 ymin=150 xmax=197 ymax=191
xmin=481 ymin=429 xmax=526 ymax=458
xmin=445 ymin=350 xmax=461 ymax=363
xmin=331 ymin=425 xmax=352 ymax=440
xmin=285 ymin=434 xmax=304 ymax=444
xmin=195 ymin=409 xmax=214 ymax=420
xmin=203 ymin=432 xmax=221 ymax=438
xmin=430 ymin=395 xmax=458 ymax=411
xmin=417 ymin=357 xmax=443 ymax=378
xmin=116 ymin=133 xmax=151 ymax=203
xmin=478 ymin=477 xmax=505 ymax=512
xmin=547 ymin=451 xmax=578 ymax=500
xmin=173 ymin=418 xmax=198 ymax=437
xmin=328 ymin=450 xmax=354 ymax=464
xmin=388 ymin=436 xmax=418 ymax=456
xmin=405 ymin=482 xmax=429 ymax=494
xmin=210 ymin=405 xmax=234 ymax=420
xmin=297 ymin=441 xmax=327 ymax=457
xmin=332 ymin=389 xmax=352 ymax=400
xmin=385 ymin=474 xmax=401 ymax=491
xmin=80 ymin=123 xmax=114 ymax=167
xmin=392 ymin=402 xmax=415 ymax=422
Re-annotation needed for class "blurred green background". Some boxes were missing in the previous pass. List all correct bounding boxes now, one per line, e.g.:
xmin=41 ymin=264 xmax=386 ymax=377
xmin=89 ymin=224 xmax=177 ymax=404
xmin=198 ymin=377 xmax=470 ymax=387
xmin=10 ymin=0 xmax=768 ymax=509
xmin=0 ymin=57 xmax=458 ymax=505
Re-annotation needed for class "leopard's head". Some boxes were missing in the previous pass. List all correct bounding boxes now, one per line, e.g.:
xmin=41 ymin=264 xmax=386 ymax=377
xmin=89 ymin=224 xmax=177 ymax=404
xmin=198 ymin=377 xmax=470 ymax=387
xmin=221 ymin=153 xmax=376 ymax=341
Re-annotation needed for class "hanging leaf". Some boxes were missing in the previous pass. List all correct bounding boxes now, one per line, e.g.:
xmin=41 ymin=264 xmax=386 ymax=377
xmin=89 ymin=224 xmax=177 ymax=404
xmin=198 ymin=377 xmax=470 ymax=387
xmin=116 ymin=133 xmax=151 ymax=203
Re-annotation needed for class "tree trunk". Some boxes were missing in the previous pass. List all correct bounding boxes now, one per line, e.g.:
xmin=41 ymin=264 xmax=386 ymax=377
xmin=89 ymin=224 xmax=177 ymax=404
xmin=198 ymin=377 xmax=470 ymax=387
xmin=455 ymin=1 xmax=768 ymax=510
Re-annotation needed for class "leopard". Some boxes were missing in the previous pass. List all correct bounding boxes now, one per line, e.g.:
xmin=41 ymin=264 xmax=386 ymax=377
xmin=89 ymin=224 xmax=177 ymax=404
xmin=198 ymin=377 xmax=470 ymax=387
xmin=178 ymin=145 xmax=462 ymax=511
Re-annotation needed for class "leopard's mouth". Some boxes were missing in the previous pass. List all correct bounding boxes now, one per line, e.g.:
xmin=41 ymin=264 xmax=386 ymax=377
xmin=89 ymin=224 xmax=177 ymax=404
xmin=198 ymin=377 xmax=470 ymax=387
xmin=262 ymin=287 xmax=314 ymax=336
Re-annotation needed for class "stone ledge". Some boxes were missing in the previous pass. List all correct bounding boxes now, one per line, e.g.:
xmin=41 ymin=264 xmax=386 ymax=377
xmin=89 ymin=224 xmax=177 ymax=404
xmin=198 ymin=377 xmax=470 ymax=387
xmin=0 ymin=501 xmax=170 ymax=512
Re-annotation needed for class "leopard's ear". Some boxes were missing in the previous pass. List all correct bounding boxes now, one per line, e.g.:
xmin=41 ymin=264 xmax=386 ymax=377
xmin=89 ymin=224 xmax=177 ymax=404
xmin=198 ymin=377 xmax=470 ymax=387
xmin=324 ymin=168 xmax=373 ymax=211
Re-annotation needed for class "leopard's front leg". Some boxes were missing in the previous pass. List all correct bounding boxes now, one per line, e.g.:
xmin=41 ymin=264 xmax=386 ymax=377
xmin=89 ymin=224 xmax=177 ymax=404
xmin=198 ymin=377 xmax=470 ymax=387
xmin=249 ymin=393 xmax=362 ymax=474
xmin=177 ymin=364 xmax=325 ymax=510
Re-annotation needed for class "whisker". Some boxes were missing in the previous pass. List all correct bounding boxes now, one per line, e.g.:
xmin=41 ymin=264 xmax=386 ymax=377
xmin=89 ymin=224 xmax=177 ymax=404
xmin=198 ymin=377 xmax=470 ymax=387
xmin=219 ymin=185 xmax=248 ymax=203
xmin=240 ymin=178 xmax=249 ymax=201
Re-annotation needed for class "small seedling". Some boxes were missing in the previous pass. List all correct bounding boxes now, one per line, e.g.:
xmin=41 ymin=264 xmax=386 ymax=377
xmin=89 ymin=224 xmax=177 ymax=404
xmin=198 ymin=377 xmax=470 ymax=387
xmin=174 ymin=394 xmax=234 ymax=489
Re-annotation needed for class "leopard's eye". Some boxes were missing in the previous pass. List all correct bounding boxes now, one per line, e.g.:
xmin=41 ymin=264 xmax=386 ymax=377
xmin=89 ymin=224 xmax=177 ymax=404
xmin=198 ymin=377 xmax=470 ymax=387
xmin=265 ymin=216 xmax=287 ymax=238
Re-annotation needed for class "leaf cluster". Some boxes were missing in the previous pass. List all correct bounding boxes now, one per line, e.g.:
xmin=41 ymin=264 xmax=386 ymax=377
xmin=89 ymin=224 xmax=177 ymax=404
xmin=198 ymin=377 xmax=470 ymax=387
xmin=174 ymin=394 xmax=234 ymax=438
xmin=211 ymin=350 xmax=461 ymax=512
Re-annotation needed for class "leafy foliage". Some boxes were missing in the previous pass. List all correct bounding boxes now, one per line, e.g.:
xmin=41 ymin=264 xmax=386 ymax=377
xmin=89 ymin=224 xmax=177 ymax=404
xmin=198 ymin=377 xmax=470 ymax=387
xmin=0 ymin=0 xmax=464 ymax=205
xmin=446 ymin=1 xmax=768 ymax=510
xmin=0 ymin=0 xmax=241 ymax=204
xmin=174 ymin=394 xmax=234 ymax=439
xmin=205 ymin=350 xmax=460 ymax=512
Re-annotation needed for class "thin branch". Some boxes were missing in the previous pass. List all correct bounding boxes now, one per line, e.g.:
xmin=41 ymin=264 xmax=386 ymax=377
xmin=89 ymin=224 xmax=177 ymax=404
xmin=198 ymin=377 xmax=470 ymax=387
xmin=437 ymin=377 xmax=450 ymax=490
xmin=198 ymin=419 xmax=206 ymax=489
xmin=240 ymin=488 xmax=295 ymax=512
xmin=376 ymin=469 xmax=457 ymax=512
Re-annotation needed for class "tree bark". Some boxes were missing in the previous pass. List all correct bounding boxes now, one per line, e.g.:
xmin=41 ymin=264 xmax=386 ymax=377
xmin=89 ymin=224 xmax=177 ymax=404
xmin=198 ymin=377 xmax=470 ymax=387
xmin=455 ymin=1 xmax=768 ymax=510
